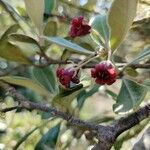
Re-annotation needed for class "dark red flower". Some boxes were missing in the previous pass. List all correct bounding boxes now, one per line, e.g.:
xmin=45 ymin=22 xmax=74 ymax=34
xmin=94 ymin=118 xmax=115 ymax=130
xmin=56 ymin=68 xmax=80 ymax=88
xmin=91 ymin=61 xmax=117 ymax=85
xmin=69 ymin=16 xmax=91 ymax=38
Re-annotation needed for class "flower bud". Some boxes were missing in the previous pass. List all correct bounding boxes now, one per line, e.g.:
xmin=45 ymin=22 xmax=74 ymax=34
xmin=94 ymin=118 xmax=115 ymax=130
xmin=56 ymin=68 xmax=80 ymax=88
xmin=69 ymin=16 xmax=91 ymax=38
xmin=91 ymin=61 xmax=117 ymax=85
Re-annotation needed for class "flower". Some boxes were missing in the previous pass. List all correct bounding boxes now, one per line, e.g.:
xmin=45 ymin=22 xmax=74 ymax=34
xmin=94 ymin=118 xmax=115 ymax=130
xmin=69 ymin=16 xmax=91 ymax=38
xmin=56 ymin=68 xmax=80 ymax=88
xmin=91 ymin=61 xmax=117 ymax=85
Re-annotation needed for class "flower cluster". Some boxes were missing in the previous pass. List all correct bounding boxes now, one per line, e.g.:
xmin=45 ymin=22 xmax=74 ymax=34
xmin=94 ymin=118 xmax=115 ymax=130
xmin=91 ymin=61 xmax=117 ymax=85
xmin=56 ymin=61 xmax=117 ymax=88
xmin=69 ymin=16 xmax=91 ymax=38
xmin=56 ymin=17 xmax=117 ymax=88
xmin=56 ymin=68 xmax=79 ymax=88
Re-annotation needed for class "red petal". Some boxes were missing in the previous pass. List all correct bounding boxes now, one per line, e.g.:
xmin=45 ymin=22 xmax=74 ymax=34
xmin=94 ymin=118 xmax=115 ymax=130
xmin=95 ymin=78 xmax=105 ymax=85
xmin=91 ymin=68 xmax=97 ymax=78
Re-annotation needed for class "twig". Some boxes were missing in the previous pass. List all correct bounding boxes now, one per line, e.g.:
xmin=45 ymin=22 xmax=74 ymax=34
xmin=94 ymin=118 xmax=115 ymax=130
xmin=129 ymin=63 xmax=150 ymax=69
xmin=35 ymin=58 xmax=150 ymax=70
xmin=44 ymin=13 xmax=72 ymax=23
xmin=0 ymin=106 xmax=19 ymax=113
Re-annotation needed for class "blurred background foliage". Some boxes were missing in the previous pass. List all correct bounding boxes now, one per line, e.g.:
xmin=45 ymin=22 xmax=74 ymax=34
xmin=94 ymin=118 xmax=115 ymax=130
xmin=0 ymin=0 xmax=150 ymax=150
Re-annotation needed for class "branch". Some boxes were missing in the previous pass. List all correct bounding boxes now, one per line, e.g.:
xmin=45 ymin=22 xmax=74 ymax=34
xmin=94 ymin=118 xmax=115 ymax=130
xmin=0 ymin=81 xmax=149 ymax=150
xmin=113 ymin=104 xmax=150 ymax=137
xmin=0 ymin=81 xmax=99 ymax=131
xmin=92 ymin=104 xmax=150 ymax=150
xmin=34 ymin=55 xmax=150 ymax=70
xmin=129 ymin=63 xmax=150 ymax=69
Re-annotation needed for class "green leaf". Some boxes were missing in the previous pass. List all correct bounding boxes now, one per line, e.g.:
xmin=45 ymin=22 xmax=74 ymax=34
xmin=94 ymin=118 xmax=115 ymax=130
xmin=106 ymin=90 xmax=117 ymax=101
xmin=0 ymin=24 xmax=19 ymax=42
xmin=77 ymin=85 xmax=100 ymax=109
xmin=82 ymin=0 xmax=97 ymax=12
xmin=13 ymin=127 xmax=38 ymax=150
xmin=9 ymin=34 xmax=40 ymax=47
xmin=90 ymin=15 xmax=109 ymax=46
xmin=113 ymin=78 xmax=147 ymax=113
xmin=44 ymin=21 xmax=57 ymax=36
xmin=44 ymin=0 xmax=55 ymax=20
xmin=24 ymin=0 xmax=44 ymax=34
xmin=129 ymin=47 xmax=150 ymax=64
xmin=78 ymin=42 xmax=95 ymax=51
xmin=13 ymin=119 xmax=53 ymax=150
xmin=18 ymin=88 xmax=42 ymax=103
xmin=61 ymin=49 xmax=71 ymax=61
xmin=143 ymin=79 xmax=150 ymax=90
xmin=0 ymin=42 xmax=32 ymax=64
xmin=8 ymin=34 xmax=41 ymax=56
xmin=124 ymin=67 xmax=138 ymax=77
xmin=31 ymin=66 xmax=57 ymax=94
xmin=53 ymin=84 xmax=84 ymax=101
xmin=0 ymin=76 xmax=50 ymax=97
xmin=0 ymin=26 xmax=32 ymax=64
xmin=0 ymin=0 xmax=32 ymax=34
xmin=43 ymin=36 xmax=94 ymax=55
xmin=0 ymin=0 xmax=20 ymax=22
xmin=52 ymin=84 xmax=84 ymax=112
xmin=108 ymin=0 xmax=138 ymax=51
xmin=90 ymin=30 xmax=104 ymax=46
xmin=35 ymin=123 xmax=60 ymax=150
xmin=16 ymin=6 xmax=27 ymax=17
